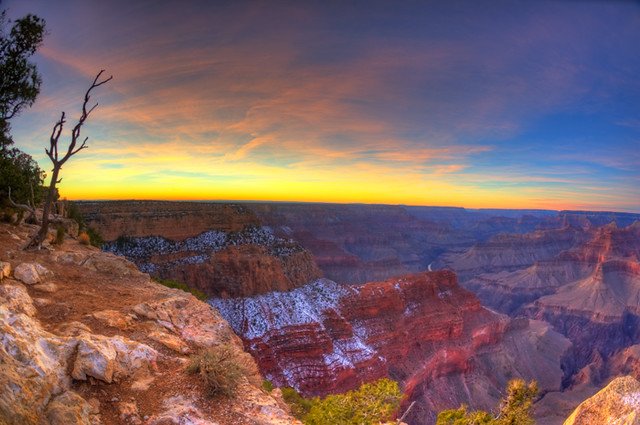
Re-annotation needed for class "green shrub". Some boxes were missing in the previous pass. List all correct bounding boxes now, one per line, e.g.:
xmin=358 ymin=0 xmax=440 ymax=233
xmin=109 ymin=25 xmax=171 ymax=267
xmin=282 ymin=387 xmax=314 ymax=419
xmin=54 ymin=225 xmax=65 ymax=245
xmin=67 ymin=201 xmax=85 ymax=226
xmin=304 ymin=378 xmax=401 ymax=425
xmin=187 ymin=344 xmax=249 ymax=398
xmin=262 ymin=380 xmax=274 ymax=393
xmin=436 ymin=379 xmax=538 ymax=425
xmin=86 ymin=227 xmax=104 ymax=248
xmin=152 ymin=277 xmax=208 ymax=301
xmin=279 ymin=379 xmax=401 ymax=425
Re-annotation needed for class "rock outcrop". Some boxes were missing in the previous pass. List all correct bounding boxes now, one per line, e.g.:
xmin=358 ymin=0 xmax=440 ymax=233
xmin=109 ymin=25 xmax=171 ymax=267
xmin=563 ymin=376 xmax=640 ymax=425
xmin=213 ymin=271 xmax=570 ymax=424
xmin=0 ymin=221 xmax=300 ymax=425
xmin=104 ymin=226 xmax=322 ymax=298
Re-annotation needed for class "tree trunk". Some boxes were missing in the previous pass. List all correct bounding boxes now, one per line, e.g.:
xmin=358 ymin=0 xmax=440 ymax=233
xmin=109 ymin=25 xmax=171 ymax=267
xmin=25 ymin=166 xmax=59 ymax=249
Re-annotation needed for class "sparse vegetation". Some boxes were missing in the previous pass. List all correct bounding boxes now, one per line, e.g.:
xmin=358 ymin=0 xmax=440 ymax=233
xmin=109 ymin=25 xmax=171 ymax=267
xmin=282 ymin=387 xmax=314 ymax=419
xmin=436 ymin=379 xmax=538 ymax=425
xmin=54 ymin=225 xmax=65 ymax=245
xmin=281 ymin=378 xmax=401 ymax=425
xmin=67 ymin=201 xmax=104 ymax=248
xmin=262 ymin=379 xmax=274 ymax=393
xmin=86 ymin=227 xmax=104 ymax=248
xmin=78 ymin=231 xmax=90 ymax=245
xmin=152 ymin=277 xmax=208 ymax=301
xmin=187 ymin=344 xmax=249 ymax=398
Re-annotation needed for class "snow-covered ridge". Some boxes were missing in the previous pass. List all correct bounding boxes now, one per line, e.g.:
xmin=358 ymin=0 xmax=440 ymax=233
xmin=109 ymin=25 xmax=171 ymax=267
xmin=211 ymin=278 xmax=353 ymax=339
xmin=211 ymin=278 xmax=382 ymax=390
xmin=104 ymin=225 xmax=305 ymax=263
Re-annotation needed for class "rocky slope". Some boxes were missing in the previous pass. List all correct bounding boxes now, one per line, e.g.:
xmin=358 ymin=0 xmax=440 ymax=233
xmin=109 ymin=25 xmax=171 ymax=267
xmin=0 ymin=221 xmax=300 ymax=425
xmin=213 ymin=271 xmax=571 ymax=424
xmin=563 ymin=376 xmax=640 ymax=425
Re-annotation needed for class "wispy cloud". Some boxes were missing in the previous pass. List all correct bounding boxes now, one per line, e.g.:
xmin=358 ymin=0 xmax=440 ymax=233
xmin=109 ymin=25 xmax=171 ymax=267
xmin=5 ymin=0 xmax=640 ymax=212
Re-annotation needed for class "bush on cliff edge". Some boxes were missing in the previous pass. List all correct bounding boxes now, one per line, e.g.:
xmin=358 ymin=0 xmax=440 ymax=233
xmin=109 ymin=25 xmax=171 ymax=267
xmin=282 ymin=378 xmax=401 ymax=425
xmin=436 ymin=379 xmax=538 ymax=425
xmin=187 ymin=344 xmax=250 ymax=397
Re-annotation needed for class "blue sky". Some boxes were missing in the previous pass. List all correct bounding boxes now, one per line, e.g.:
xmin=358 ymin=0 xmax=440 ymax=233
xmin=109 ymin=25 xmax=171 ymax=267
xmin=3 ymin=0 xmax=640 ymax=211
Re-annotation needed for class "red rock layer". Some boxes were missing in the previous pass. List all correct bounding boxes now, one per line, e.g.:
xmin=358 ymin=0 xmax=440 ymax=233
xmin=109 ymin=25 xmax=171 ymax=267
xmin=158 ymin=245 xmax=322 ymax=298
xmin=213 ymin=271 xmax=568 ymax=425
xmin=77 ymin=201 xmax=259 ymax=241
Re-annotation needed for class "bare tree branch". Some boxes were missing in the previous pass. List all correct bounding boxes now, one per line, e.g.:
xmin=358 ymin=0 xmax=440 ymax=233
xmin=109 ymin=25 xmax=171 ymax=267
xmin=26 ymin=69 xmax=112 ymax=249
xmin=7 ymin=187 xmax=37 ymax=224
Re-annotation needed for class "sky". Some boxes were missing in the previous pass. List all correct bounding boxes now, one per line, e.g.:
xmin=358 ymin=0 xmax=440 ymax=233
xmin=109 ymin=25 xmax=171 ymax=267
xmin=3 ymin=0 xmax=640 ymax=212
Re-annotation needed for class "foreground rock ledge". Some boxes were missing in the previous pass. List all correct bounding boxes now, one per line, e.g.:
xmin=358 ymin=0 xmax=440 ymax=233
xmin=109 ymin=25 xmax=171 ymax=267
xmin=0 ymin=221 xmax=300 ymax=425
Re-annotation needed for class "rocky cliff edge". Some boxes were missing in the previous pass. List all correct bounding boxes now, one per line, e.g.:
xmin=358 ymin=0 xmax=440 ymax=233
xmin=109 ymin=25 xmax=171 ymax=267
xmin=0 ymin=221 xmax=300 ymax=425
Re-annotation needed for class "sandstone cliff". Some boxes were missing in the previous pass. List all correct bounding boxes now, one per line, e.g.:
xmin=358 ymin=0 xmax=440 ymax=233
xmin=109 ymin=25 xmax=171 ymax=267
xmin=77 ymin=201 xmax=259 ymax=241
xmin=213 ymin=271 xmax=571 ymax=424
xmin=0 ymin=221 xmax=299 ymax=425
xmin=563 ymin=376 xmax=640 ymax=425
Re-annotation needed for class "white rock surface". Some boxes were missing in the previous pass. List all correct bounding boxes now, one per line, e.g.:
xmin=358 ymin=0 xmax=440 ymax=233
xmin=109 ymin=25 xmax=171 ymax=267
xmin=13 ymin=262 xmax=45 ymax=285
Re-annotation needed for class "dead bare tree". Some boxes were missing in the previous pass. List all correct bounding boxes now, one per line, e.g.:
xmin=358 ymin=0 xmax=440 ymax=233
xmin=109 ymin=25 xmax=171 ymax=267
xmin=25 ymin=70 xmax=112 ymax=249
xmin=7 ymin=186 xmax=36 ymax=224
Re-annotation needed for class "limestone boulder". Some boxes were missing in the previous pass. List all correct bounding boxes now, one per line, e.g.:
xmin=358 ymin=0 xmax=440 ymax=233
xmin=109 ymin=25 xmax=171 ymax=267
xmin=564 ymin=376 xmax=640 ymax=425
xmin=14 ymin=262 xmax=51 ymax=285
xmin=71 ymin=333 xmax=158 ymax=383
xmin=148 ymin=330 xmax=191 ymax=354
xmin=0 ymin=282 xmax=36 ymax=316
xmin=90 ymin=309 xmax=134 ymax=330
xmin=0 ymin=304 xmax=76 ymax=424
xmin=82 ymin=253 xmax=140 ymax=277
xmin=133 ymin=295 xmax=236 ymax=349
xmin=146 ymin=396 xmax=219 ymax=425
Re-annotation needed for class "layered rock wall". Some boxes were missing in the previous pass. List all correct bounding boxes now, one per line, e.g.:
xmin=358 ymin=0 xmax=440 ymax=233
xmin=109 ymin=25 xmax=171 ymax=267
xmin=77 ymin=201 xmax=259 ymax=241
xmin=213 ymin=271 xmax=570 ymax=424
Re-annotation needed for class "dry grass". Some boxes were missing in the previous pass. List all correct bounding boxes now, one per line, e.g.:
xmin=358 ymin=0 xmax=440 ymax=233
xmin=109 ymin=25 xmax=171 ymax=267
xmin=78 ymin=232 xmax=90 ymax=245
xmin=187 ymin=344 xmax=249 ymax=398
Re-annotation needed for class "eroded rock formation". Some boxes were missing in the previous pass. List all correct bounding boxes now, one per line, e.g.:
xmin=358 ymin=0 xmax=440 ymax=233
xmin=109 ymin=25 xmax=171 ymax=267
xmin=103 ymin=226 xmax=321 ymax=298
xmin=213 ymin=271 xmax=570 ymax=424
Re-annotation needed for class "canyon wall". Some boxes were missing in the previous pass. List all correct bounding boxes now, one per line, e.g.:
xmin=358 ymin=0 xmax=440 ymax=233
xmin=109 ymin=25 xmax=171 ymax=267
xmin=213 ymin=271 xmax=571 ymax=424
xmin=77 ymin=201 xmax=321 ymax=297
xmin=103 ymin=226 xmax=322 ymax=298
xmin=77 ymin=201 xmax=259 ymax=241
xmin=443 ymin=220 xmax=640 ymax=387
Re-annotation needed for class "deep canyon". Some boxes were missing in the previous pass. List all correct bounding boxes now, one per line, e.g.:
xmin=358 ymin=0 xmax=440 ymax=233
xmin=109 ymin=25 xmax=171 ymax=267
xmin=76 ymin=201 xmax=640 ymax=424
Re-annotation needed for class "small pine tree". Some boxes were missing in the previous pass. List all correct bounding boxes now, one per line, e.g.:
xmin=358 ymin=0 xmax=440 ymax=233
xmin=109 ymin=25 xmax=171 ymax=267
xmin=436 ymin=379 xmax=538 ymax=425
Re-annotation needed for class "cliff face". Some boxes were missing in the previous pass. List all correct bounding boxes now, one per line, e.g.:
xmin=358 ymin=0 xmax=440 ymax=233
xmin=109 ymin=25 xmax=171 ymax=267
xmin=78 ymin=202 xmax=322 ymax=298
xmin=563 ymin=376 xmax=640 ymax=425
xmin=0 ymin=222 xmax=300 ymax=425
xmin=437 ymin=225 xmax=590 ymax=282
xmin=442 ymin=221 xmax=640 ymax=389
xmin=77 ymin=201 xmax=259 ymax=241
xmin=213 ymin=271 xmax=570 ymax=424
xmin=104 ymin=226 xmax=322 ymax=298
xmin=249 ymin=203 xmax=475 ymax=284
